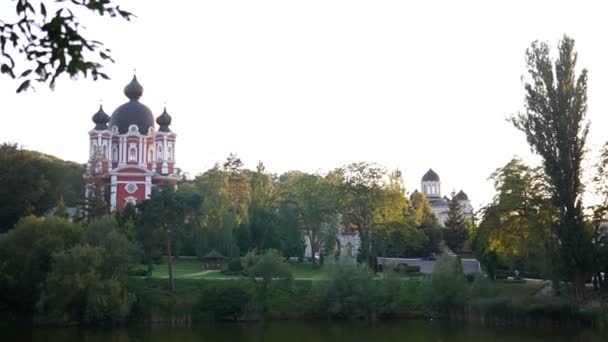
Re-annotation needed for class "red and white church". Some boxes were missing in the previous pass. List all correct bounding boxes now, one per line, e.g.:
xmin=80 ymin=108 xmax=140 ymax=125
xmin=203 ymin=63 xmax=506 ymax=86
xmin=84 ymin=75 xmax=178 ymax=211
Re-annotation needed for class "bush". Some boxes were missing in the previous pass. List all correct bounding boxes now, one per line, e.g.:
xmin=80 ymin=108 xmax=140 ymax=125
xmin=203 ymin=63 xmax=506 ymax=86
xmin=314 ymin=260 xmax=374 ymax=319
xmin=419 ymin=253 xmax=467 ymax=315
xmin=221 ymin=257 xmax=243 ymax=276
xmin=199 ymin=282 xmax=251 ymax=321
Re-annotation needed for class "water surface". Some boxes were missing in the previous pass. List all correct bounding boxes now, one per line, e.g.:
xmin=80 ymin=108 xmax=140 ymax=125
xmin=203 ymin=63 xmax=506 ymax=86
xmin=5 ymin=320 xmax=605 ymax=342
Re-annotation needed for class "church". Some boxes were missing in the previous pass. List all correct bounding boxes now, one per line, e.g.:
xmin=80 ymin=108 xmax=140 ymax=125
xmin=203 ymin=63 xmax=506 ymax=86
xmin=83 ymin=75 xmax=178 ymax=212
xmin=418 ymin=168 xmax=474 ymax=225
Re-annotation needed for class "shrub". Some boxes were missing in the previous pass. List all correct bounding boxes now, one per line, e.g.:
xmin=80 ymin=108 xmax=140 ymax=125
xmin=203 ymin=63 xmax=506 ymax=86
xmin=314 ymin=260 xmax=374 ymax=319
xmin=419 ymin=253 xmax=467 ymax=315
xmin=199 ymin=282 xmax=251 ymax=321
xmin=222 ymin=257 xmax=243 ymax=276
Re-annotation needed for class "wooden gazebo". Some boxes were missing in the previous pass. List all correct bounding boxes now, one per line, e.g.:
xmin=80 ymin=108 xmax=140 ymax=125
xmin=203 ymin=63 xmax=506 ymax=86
xmin=202 ymin=250 xmax=226 ymax=270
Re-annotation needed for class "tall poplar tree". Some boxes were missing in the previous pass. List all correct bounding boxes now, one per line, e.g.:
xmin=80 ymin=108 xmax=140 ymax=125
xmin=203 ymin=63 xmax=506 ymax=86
xmin=511 ymin=35 xmax=591 ymax=301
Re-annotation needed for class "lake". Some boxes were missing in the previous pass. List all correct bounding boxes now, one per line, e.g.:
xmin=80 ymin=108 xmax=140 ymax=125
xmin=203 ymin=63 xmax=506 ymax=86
xmin=4 ymin=320 xmax=606 ymax=342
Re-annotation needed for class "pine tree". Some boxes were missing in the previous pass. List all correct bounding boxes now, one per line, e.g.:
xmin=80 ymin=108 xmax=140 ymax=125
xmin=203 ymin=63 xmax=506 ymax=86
xmin=444 ymin=195 xmax=468 ymax=254
xmin=54 ymin=196 xmax=69 ymax=219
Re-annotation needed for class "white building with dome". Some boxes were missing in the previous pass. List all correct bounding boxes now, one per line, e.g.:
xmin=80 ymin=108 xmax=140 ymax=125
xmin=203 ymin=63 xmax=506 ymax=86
xmin=416 ymin=168 xmax=474 ymax=225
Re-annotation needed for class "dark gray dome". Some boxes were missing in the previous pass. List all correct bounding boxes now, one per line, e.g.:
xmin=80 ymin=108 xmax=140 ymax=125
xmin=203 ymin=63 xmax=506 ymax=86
xmin=92 ymin=105 xmax=110 ymax=130
xmin=156 ymin=107 xmax=172 ymax=132
xmin=422 ymin=168 xmax=440 ymax=182
xmin=109 ymin=75 xmax=155 ymax=134
xmin=455 ymin=190 xmax=469 ymax=201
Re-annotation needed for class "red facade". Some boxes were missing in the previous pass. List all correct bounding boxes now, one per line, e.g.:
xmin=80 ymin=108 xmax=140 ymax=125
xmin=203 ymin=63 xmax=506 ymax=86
xmin=84 ymin=76 xmax=178 ymax=212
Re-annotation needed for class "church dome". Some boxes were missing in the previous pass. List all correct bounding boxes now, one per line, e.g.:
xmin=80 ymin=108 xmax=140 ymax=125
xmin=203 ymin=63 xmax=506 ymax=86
xmin=156 ymin=107 xmax=172 ymax=132
xmin=455 ymin=190 xmax=469 ymax=201
xmin=422 ymin=168 xmax=440 ymax=182
xmin=109 ymin=75 xmax=155 ymax=134
xmin=91 ymin=104 xmax=110 ymax=130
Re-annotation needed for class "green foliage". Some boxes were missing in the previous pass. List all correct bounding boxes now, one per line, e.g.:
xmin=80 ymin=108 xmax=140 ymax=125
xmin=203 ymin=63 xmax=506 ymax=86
xmin=37 ymin=216 xmax=138 ymax=324
xmin=37 ymin=244 xmax=135 ymax=324
xmin=0 ymin=0 xmax=133 ymax=92
xmin=54 ymin=196 xmax=69 ymax=219
xmin=0 ymin=143 xmax=84 ymax=232
xmin=0 ymin=216 xmax=83 ymax=315
xmin=276 ymin=202 xmax=305 ymax=260
xmin=243 ymin=249 xmax=293 ymax=283
xmin=138 ymin=185 xmax=200 ymax=291
xmin=199 ymin=282 xmax=251 ymax=321
xmin=283 ymin=172 xmax=339 ymax=265
xmin=420 ymin=254 xmax=467 ymax=315
xmin=222 ymin=257 xmax=244 ymax=275
xmin=474 ymin=158 xmax=558 ymax=280
xmin=443 ymin=196 xmax=468 ymax=254
xmin=375 ymin=266 xmax=408 ymax=318
xmin=241 ymin=249 xmax=293 ymax=317
xmin=314 ymin=260 xmax=375 ymax=319
xmin=511 ymin=35 xmax=592 ymax=301
xmin=373 ymin=221 xmax=427 ymax=258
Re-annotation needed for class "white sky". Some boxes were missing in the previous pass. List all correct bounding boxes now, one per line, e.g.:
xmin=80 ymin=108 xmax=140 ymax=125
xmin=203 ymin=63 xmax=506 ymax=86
xmin=2 ymin=0 xmax=608 ymax=209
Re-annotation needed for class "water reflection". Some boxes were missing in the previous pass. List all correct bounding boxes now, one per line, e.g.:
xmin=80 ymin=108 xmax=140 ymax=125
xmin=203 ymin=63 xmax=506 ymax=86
xmin=5 ymin=320 xmax=606 ymax=342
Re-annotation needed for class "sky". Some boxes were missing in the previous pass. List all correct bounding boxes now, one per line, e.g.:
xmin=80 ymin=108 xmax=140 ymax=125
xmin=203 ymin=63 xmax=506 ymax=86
xmin=2 ymin=0 xmax=608 ymax=209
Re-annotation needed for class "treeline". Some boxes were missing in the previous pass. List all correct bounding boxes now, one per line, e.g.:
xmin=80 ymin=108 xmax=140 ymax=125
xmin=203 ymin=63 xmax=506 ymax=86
xmin=0 ymin=143 xmax=84 ymax=233
xmin=132 ymin=155 xmax=471 ymax=274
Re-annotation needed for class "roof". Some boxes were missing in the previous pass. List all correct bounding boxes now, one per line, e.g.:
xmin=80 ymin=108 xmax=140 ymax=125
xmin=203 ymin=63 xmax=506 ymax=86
xmin=156 ymin=107 xmax=172 ymax=132
xmin=109 ymin=75 xmax=155 ymax=135
xmin=377 ymin=257 xmax=481 ymax=274
xmin=455 ymin=190 xmax=469 ymax=201
xmin=203 ymin=250 xmax=226 ymax=259
xmin=422 ymin=168 xmax=440 ymax=182
xmin=92 ymin=105 xmax=110 ymax=130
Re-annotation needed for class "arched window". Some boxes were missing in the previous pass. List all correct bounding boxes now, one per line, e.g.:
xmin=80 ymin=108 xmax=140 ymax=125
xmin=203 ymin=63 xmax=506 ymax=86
xmin=102 ymin=145 xmax=107 ymax=160
xmin=112 ymin=146 xmax=118 ymax=162
xmin=167 ymin=146 xmax=172 ymax=161
xmin=91 ymin=143 xmax=97 ymax=158
xmin=148 ymin=147 xmax=153 ymax=162
xmin=157 ymin=145 xmax=163 ymax=161
xmin=128 ymin=146 xmax=137 ymax=162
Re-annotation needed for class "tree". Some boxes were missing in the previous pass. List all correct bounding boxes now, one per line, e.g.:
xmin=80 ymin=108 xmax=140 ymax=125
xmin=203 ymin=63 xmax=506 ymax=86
xmin=1 ymin=0 xmax=133 ymax=92
xmin=194 ymin=165 xmax=239 ymax=257
xmin=37 ymin=244 xmax=135 ymax=324
xmin=276 ymin=201 xmax=305 ymax=260
xmin=474 ymin=159 xmax=557 ymax=280
xmin=53 ymin=196 xmax=69 ymax=219
xmin=248 ymin=162 xmax=279 ymax=251
xmin=138 ymin=184 xmax=181 ymax=291
xmin=420 ymin=253 xmax=467 ymax=315
xmin=409 ymin=191 xmax=443 ymax=256
xmin=443 ymin=195 xmax=468 ymax=254
xmin=589 ymin=142 xmax=608 ymax=290
xmin=339 ymin=162 xmax=387 ymax=266
xmin=285 ymin=172 xmax=338 ymax=266
xmin=511 ymin=35 xmax=592 ymax=301
xmin=0 ymin=216 xmax=83 ymax=316
xmin=242 ymin=249 xmax=292 ymax=316
xmin=0 ymin=143 xmax=84 ymax=232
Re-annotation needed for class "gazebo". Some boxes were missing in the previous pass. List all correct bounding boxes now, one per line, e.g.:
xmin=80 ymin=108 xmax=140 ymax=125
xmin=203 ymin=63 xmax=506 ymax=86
xmin=202 ymin=250 xmax=226 ymax=270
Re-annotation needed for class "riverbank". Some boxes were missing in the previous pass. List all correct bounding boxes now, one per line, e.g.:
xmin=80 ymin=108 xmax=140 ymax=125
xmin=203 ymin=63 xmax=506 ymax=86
xmin=127 ymin=275 xmax=608 ymax=328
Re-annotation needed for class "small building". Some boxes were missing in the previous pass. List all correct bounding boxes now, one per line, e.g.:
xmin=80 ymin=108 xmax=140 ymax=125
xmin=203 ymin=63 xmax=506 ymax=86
xmin=202 ymin=250 xmax=226 ymax=270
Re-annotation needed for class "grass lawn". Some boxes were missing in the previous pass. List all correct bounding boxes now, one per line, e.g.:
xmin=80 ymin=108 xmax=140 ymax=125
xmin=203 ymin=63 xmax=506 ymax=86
xmin=492 ymin=280 xmax=549 ymax=298
xmin=148 ymin=258 xmax=326 ymax=280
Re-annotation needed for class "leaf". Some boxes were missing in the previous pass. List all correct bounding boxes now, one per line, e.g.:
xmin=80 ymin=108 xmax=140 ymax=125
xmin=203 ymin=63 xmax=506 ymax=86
xmin=40 ymin=3 xmax=47 ymax=17
xmin=20 ymin=69 xmax=32 ymax=77
xmin=16 ymin=79 xmax=31 ymax=93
